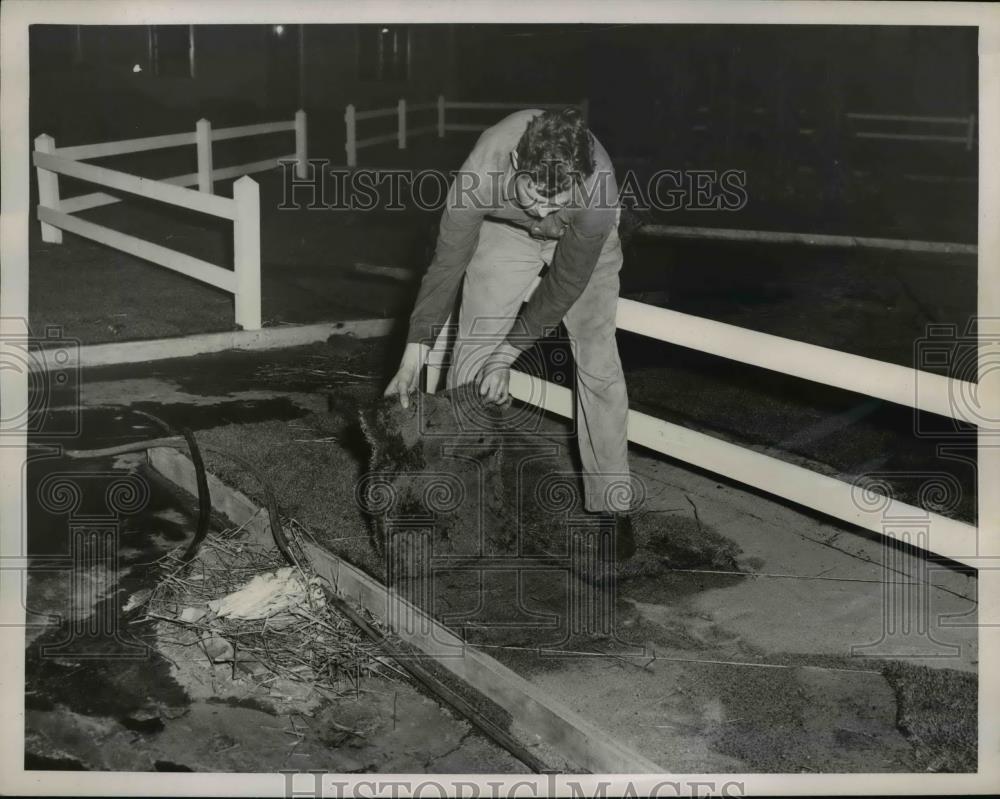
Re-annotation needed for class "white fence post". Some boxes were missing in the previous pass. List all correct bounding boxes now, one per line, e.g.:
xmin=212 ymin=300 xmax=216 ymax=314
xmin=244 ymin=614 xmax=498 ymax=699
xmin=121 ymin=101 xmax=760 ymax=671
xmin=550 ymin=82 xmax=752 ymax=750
xmin=295 ymin=109 xmax=308 ymax=179
xmin=580 ymin=97 xmax=590 ymax=123
xmin=233 ymin=176 xmax=262 ymax=331
xmin=345 ymin=104 xmax=357 ymax=167
xmin=196 ymin=118 xmax=213 ymax=194
xmin=34 ymin=134 xmax=63 ymax=244
xmin=398 ymin=98 xmax=407 ymax=150
xmin=966 ymin=113 xmax=976 ymax=151
xmin=437 ymin=94 xmax=445 ymax=138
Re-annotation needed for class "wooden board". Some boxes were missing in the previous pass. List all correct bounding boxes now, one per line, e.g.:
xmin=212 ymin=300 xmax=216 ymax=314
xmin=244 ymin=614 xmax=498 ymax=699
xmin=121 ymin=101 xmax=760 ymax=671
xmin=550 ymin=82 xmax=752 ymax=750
xmin=32 ymin=318 xmax=394 ymax=372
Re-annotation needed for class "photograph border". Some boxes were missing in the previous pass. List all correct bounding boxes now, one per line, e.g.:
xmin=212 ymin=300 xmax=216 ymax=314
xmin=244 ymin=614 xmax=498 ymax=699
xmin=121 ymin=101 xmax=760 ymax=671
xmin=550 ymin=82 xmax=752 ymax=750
xmin=2 ymin=1 xmax=998 ymax=795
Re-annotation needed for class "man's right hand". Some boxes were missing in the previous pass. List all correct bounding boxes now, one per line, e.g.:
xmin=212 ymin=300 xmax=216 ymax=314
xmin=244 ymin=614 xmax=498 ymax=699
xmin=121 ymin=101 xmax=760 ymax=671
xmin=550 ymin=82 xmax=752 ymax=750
xmin=383 ymin=342 xmax=430 ymax=409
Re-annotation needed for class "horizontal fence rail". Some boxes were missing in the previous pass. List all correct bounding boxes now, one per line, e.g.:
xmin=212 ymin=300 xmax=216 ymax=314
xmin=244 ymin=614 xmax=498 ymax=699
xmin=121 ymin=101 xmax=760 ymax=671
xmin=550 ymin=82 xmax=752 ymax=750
xmin=847 ymin=110 xmax=977 ymax=150
xmin=38 ymin=206 xmax=237 ymax=292
xmin=354 ymin=107 xmax=398 ymax=122
xmin=211 ymin=119 xmax=295 ymax=142
xmin=636 ymin=224 xmax=978 ymax=255
xmin=445 ymin=101 xmax=585 ymax=111
xmin=54 ymin=130 xmax=198 ymax=161
xmin=846 ymin=112 xmax=973 ymax=124
xmin=506 ymin=370 xmax=978 ymax=567
xmin=855 ymin=131 xmax=970 ymax=144
xmin=612 ymin=298 xmax=973 ymax=421
xmin=33 ymin=151 xmax=235 ymax=218
xmin=424 ymin=272 xmax=981 ymax=567
xmin=345 ymin=94 xmax=589 ymax=167
xmin=688 ymin=109 xmax=977 ymax=151
xmin=58 ymin=156 xmax=298 ymax=215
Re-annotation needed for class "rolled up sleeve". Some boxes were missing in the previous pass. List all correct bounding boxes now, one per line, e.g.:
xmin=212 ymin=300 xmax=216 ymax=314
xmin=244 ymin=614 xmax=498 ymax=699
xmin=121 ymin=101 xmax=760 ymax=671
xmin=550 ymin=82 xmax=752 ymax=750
xmin=406 ymin=179 xmax=486 ymax=345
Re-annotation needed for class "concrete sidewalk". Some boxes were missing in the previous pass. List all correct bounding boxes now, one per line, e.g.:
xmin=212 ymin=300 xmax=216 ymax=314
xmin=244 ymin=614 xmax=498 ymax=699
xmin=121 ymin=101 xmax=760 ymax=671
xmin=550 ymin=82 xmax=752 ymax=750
xmin=627 ymin=444 xmax=976 ymax=673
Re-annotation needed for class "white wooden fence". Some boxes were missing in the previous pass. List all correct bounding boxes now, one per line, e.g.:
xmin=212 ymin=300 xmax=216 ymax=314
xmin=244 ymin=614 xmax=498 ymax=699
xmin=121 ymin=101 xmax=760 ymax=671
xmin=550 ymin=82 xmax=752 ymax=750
xmin=688 ymin=107 xmax=977 ymax=151
xmin=848 ymin=111 xmax=978 ymax=150
xmin=32 ymin=110 xmax=308 ymax=331
xmin=425 ymin=276 xmax=981 ymax=569
xmin=634 ymin=224 xmax=977 ymax=255
xmin=345 ymin=95 xmax=589 ymax=167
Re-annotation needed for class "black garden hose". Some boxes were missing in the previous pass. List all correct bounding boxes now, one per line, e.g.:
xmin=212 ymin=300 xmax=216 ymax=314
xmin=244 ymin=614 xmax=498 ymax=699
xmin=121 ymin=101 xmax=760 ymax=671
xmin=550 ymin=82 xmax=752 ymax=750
xmin=61 ymin=405 xmax=294 ymax=565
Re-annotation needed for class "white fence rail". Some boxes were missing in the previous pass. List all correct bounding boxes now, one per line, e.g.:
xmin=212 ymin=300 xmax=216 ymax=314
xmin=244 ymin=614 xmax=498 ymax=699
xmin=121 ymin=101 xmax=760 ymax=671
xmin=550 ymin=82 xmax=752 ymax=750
xmin=32 ymin=110 xmax=307 ymax=331
xmin=687 ymin=107 xmax=977 ymax=151
xmin=345 ymin=94 xmax=589 ymax=167
xmin=636 ymin=224 xmax=977 ymax=255
xmin=848 ymin=111 xmax=977 ymax=150
xmin=424 ymin=275 xmax=981 ymax=568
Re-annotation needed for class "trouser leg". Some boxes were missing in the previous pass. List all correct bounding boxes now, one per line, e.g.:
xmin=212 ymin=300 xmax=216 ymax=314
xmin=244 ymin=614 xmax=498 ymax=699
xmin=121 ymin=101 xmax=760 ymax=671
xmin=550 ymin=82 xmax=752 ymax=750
xmin=447 ymin=220 xmax=545 ymax=390
xmin=561 ymin=221 xmax=632 ymax=513
xmin=450 ymin=216 xmax=632 ymax=514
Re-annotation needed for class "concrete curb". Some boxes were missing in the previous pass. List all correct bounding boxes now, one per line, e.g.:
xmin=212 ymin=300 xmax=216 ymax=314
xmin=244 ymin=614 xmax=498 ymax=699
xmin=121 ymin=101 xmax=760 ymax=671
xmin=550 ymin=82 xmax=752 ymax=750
xmin=39 ymin=318 xmax=396 ymax=371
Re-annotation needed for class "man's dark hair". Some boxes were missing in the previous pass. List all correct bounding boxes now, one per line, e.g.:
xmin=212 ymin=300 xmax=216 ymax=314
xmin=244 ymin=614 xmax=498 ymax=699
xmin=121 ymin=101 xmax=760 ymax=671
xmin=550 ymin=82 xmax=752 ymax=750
xmin=514 ymin=106 xmax=594 ymax=197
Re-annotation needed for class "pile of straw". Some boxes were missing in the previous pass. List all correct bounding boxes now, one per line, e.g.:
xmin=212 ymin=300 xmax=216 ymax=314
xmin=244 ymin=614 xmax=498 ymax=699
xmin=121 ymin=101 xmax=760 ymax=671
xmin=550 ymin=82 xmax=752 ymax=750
xmin=133 ymin=520 xmax=404 ymax=701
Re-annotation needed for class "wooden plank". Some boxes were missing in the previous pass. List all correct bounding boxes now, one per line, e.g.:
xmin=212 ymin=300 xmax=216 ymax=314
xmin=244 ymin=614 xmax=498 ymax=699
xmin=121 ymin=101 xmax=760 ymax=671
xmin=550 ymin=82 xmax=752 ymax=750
xmin=59 ymin=191 xmax=122 ymax=214
xmin=33 ymin=151 xmax=236 ymax=220
xmin=846 ymin=112 xmax=969 ymax=125
xmin=636 ymin=223 xmax=977 ymax=255
xmin=445 ymin=101 xmax=566 ymax=110
xmin=417 ymin=267 xmax=969 ymax=420
xmin=211 ymin=120 xmax=295 ymax=142
xmin=212 ymin=156 xmax=294 ymax=181
xmin=407 ymin=124 xmax=438 ymax=138
xmin=903 ymin=174 xmax=977 ymax=184
xmin=31 ymin=318 xmax=395 ymax=371
xmin=353 ymin=262 xmax=414 ymax=282
xmin=37 ymin=206 xmax=236 ymax=292
xmin=146 ymin=446 xmax=667 ymax=774
xmin=506 ymin=370 xmax=979 ymax=567
xmin=54 ymin=130 xmax=196 ymax=161
xmin=353 ymin=107 xmax=398 ymax=121
xmin=61 ymin=174 xmax=199 ymax=212
xmin=58 ymin=164 xmax=294 ymax=214
xmin=855 ymin=131 xmax=969 ymax=143
xmin=355 ymin=132 xmax=399 ymax=148
xmin=614 ymin=297 xmax=971 ymax=420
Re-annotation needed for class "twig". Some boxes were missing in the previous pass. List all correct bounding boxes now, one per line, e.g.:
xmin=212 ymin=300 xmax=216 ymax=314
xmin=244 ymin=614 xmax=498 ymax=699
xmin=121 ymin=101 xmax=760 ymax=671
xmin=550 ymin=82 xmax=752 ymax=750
xmin=685 ymin=494 xmax=703 ymax=533
xmin=331 ymin=370 xmax=378 ymax=380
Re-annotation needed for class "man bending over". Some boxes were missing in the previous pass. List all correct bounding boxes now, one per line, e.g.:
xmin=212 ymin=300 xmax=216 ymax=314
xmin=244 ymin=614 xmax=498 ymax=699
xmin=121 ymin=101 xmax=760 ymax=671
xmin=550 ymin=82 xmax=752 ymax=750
xmin=384 ymin=106 xmax=636 ymax=559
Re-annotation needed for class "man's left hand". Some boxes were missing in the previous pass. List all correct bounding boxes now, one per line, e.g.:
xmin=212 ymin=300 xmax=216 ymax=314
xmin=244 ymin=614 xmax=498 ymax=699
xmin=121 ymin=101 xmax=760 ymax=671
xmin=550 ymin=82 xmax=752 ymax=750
xmin=476 ymin=346 xmax=518 ymax=406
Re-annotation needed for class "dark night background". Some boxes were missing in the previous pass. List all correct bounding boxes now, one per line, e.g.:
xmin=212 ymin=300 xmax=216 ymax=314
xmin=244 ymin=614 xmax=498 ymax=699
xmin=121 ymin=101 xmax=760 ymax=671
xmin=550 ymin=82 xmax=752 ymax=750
xmin=29 ymin=24 xmax=978 ymax=186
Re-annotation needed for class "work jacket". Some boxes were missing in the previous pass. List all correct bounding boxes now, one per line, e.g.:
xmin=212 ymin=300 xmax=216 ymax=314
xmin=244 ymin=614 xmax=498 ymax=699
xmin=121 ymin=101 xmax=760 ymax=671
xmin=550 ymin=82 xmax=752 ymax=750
xmin=406 ymin=109 xmax=620 ymax=351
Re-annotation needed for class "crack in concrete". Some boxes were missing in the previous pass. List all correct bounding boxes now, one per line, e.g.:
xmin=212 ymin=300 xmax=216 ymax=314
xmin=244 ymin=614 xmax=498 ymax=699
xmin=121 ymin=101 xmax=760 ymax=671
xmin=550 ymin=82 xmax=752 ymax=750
xmin=422 ymin=728 xmax=475 ymax=770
